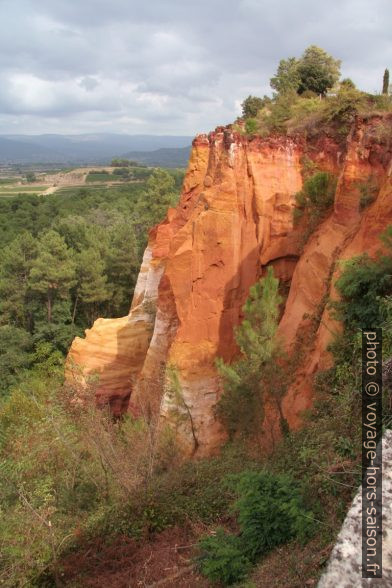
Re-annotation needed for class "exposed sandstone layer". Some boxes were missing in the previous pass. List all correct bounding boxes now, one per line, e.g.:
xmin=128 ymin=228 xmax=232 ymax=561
xmin=67 ymin=114 xmax=392 ymax=455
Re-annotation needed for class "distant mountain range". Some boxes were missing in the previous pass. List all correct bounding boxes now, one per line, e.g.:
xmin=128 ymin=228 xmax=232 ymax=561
xmin=0 ymin=133 xmax=193 ymax=166
xmin=123 ymin=146 xmax=191 ymax=168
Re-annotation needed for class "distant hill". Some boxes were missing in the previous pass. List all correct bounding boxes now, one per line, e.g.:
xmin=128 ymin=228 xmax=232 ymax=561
xmin=0 ymin=136 xmax=63 ymax=163
xmin=0 ymin=133 xmax=193 ymax=164
xmin=123 ymin=146 xmax=191 ymax=168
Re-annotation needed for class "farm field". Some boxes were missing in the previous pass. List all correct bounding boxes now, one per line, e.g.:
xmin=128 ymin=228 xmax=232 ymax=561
xmin=0 ymin=165 xmax=157 ymax=198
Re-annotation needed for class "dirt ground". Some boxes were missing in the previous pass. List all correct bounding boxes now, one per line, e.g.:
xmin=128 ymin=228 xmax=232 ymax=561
xmin=59 ymin=526 xmax=210 ymax=588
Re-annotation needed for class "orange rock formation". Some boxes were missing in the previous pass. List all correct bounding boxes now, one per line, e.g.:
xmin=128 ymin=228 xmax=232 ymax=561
xmin=67 ymin=114 xmax=392 ymax=456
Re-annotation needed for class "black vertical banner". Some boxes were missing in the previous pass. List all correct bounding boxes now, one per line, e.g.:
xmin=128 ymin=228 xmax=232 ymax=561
xmin=362 ymin=329 xmax=383 ymax=579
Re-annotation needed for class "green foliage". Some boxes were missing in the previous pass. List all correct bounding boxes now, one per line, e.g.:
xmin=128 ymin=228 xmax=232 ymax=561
xmin=241 ymin=95 xmax=269 ymax=118
xmin=256 ymin=92 xmax=297 ymax=134
xmin=244 ymin=118 xmax=258 ymax=134
xmin=231 ymin=471 xmax=315 ymax=559
xmin=293 ymin=172 xmax=337 ymax=245
xmin=270 ymin=57 xmax=300 ymax=95
xmin=323 ymin=86 xmax=367 ymax=129
xmin=333 ymin=249 xmax=392 ymax=329
xmin=216 ymin=267 xmax=285 ymax=438
xmin=0 ymin=172 xmax=182 ymax=398
xmin=86 ymin=171 xmax=111 ymax=182
xmin=25 ymin=172 xmax=36 ymax=182
xmin=197 ymin=471 xmax=314 ymax=585
xmin=340 ymin=78 xmax=356 ymax=90
xmin=29 ymin=230 xmax=77 ymax=323
xmin=0 ymin=326 xmax=33 ymax=394
xmin=133 ymin=168 xmax=177 ymax=246
xmin=359 ymin=178 xmax=378 ymax=210
xmin=383 ymin=68 xmax=390 ymax=95
xmin=270 ymin=46 xmax=340 ymax=97
xmin=297 ymin=46 xmax=341 ymax=96
xmin=244 ymin=48 xmax=391 ymax=141
xmin=198 ymin=529 xmax=251 ymax=585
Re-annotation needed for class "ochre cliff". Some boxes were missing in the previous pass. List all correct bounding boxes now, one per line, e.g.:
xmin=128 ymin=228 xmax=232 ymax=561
xmin=67 ymin=114 xmax=392 ymax=456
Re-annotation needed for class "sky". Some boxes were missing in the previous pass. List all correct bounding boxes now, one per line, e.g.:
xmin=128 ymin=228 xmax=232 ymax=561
xmin=0 ymin=0 xmax=391 ymax=136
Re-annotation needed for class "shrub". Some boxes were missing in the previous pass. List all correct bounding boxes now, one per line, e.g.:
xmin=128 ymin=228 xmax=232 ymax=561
xmin=359 ymin=179 xmax=378 ymax=210
xmin=230 ymin=471 xmax=315 ymax=560
xmin=198 ymin=528 xmax=252 ymax=585
xmin=323 ymin=87 xmax=367 ymax=131
xmin=245 ymin=118 xmax=258 ymax=134
xmin=332 ymin=251 xmax=392 ymax=328
xmin=293 ymin=171 xmax=336 ymax=245
xmin=197 ymin=471 xmax=315 ymax=585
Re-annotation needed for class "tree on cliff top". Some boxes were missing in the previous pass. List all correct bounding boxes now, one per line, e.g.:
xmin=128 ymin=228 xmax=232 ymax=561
xmin=270 ymin=57 xmax=300 ymax=95
xmin=383 ymin=68 xmax=390 ymax=94
xmin=270 ymin=45 xmax=341 ymax=97
xmin=241 ymin=95 xmax=270 ymax=118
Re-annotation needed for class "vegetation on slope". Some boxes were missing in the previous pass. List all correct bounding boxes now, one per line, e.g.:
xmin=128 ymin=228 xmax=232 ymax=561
xmin=1 ymin=231 xmax=391 ymax=586
xmin=0 ymin=46 xmax=391 ymax=587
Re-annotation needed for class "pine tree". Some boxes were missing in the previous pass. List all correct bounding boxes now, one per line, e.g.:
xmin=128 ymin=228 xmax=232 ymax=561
xmin=106 ymin=222 xmax=139 ymax=316
xmin=216 ymin=267 xmax=285 ymax=437
xmin=383 ymin=68 xmax=390 ymax=95
xmin=29 ymin=230 xmax=77 ymax=323
xmin=74 ymin=247 xmax=112 ymax=324
xmin=0 ymin=231 xmax=38 ymax=330
xmin=133 ymin=169 xmax=177 ymax=242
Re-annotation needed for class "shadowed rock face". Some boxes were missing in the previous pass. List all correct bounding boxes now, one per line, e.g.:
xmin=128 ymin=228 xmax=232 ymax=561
xmin=318 ymin=430 xmax=392 ymax=588
xmin=67 ymin=114 xmax=392 ymax=456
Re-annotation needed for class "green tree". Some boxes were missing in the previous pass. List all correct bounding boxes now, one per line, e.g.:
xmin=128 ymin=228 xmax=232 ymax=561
xmin=241 ymin=95 xmax=268 ymax=118
xmin=297 ymin=45 xmax=341 ymax=96
xmin=216 ymin=267 xmax=284 ymax=438
xmin=270 ymin=46 xmax=341 ymax=97
xmin=133 ymin=169 xmax=177 ymax=243
xmin=29 ymin=230 xmax=77 ymax=323
xmin=0 ymin=231 xmax=38 ymax=330
xmin=383 ymin=68 xmax=390 ymax=94
xmin=74 ymin=248 xmax=112 ymax=325
xmin=106 ymin=223 xmax=140 ymax=316
xmin=270 ymin=57 xmax=300 ymax=95
xmin=0 ymin=326 xmax=33 ymax=395
xmin=25 ymin=172 xmax=36 ymax=183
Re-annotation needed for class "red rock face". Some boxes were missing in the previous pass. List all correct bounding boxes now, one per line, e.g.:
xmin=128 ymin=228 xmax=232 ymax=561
xmin=67 ymin=114 xmax=392 ymax=456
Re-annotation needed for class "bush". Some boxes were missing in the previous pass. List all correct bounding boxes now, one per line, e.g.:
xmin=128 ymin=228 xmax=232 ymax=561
xmin=323 ymin=87 xmax=367 ymax=131
xmin=198 ymin=528 xmax=252 ymax=585
xmin=293 ymin=171 xmax=336 ymax=245
xmin=197 ymin=471 xmax=315 ymax=585
xmin=241 ymin=95 xmax=270 ymax=118
xmin=333 ymin=250 xmax=392 ymax=328
xmin=231 ymin=471 xmax=315 ymax=560
xmin=245 ymin=118 xmax=258 ymax=134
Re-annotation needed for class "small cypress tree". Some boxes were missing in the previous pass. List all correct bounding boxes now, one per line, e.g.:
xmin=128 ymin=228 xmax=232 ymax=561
xmin=382 ymin=68 xmax=390 ymax=95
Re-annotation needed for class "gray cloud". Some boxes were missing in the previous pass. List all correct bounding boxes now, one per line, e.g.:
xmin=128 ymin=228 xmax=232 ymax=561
xmin=0 ymin=0 xmax=390 ymax=134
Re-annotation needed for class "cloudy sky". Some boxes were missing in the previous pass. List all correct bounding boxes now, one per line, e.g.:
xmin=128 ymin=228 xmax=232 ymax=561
xmin=0 ymin=0 xmax=390 ymax=136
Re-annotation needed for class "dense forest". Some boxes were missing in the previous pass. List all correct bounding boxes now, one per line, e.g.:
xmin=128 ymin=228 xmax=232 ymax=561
xmin=0 ymin=168 xmax=184 ymax=397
